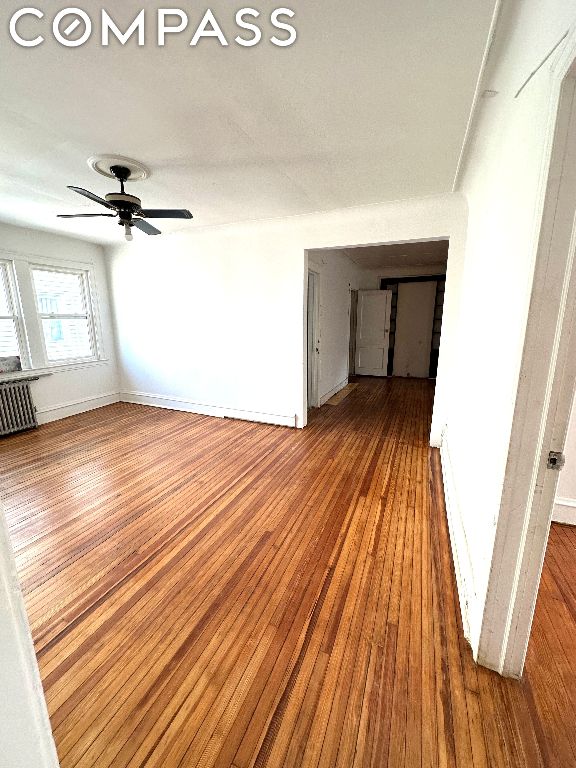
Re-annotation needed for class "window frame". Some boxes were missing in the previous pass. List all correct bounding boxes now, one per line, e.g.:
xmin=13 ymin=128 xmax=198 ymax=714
xmin=30 ymin=263 xmax=99 ymax=366
xmin=0 ymin=259 xmax=29 ymax=367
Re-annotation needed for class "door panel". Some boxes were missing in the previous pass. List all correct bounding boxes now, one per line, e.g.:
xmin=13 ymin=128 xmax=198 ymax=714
xmin=357 ymin=347 xmax=385 ymax=370
xmin=355 ymin=290 xmax=391 ymax=376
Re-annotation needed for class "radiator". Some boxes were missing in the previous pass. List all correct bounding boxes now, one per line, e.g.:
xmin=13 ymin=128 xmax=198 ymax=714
xmin=0 ymin=380 xmax=38 ymax=436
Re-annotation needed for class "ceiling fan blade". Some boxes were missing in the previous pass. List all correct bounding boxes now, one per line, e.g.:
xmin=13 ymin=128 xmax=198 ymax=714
xmin=139 ymin=209 xmax=193 ymax=219
xmin=57 ymin=213 xmax=116 ymax=218
xmin=68 ymin=186 xmax=116 ymax=210
xmin=133 ymin=219 xmax=161 ymax=236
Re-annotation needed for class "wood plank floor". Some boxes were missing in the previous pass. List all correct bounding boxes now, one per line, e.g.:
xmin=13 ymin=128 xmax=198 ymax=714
xmin=526 ymin=523 xmax=576 ymax=767
xmin=0 ymin=377 xmax=573 ymax=767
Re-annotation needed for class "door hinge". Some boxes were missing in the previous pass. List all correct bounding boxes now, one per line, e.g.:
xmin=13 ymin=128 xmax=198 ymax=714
xmin=547 ymin=451 xmax=565 ymax=470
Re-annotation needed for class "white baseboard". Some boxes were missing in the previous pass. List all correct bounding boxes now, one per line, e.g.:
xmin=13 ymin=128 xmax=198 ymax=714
xmin=121 ymin=391 xmax=297 ymax=428
xmin=439 ymin=431 xmax=479 ymax=652
xmin=319 ymin=378 xmax=348 ymax=406
xmin=429 ymin=425 xmax=443 ymax=449
xmin=36 ymin=392 xmax=120 ymax=424
xmin=553 ymin=497 xmax=576 ymax=525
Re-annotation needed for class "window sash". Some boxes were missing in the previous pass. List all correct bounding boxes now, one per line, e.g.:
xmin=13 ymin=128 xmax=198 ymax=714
xmin=0 ymin=261 xmax=27 ymax=364
xmin=31 ymin=266 xmax=97 ymax=364
xmin=0 ymin=262 xmax=16 ymax=319
xmin=0 ymin=318 xmax=21 ymax=358
xmin=38 ymin=312 xmax=89 ymax=320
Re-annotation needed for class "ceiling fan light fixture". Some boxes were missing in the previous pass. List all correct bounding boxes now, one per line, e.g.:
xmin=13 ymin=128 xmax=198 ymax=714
xmin=124 ymin=223 xmax=133 ymax=242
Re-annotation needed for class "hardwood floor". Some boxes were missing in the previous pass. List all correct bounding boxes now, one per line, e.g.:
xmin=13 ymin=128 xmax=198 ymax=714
xmin=526 ymin=523 xmax=576 ymax=767
xmin=0 ymin=377 xmax=573 ymax=767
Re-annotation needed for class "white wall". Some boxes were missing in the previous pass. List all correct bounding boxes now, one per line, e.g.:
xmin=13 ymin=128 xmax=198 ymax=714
xmin=0 ymin=222 xmax=119 ymax=423
xmin=107 ymin=194 xmax=467 ymax=430
xmin=308 ymin=250 xmax=374 ymax=404
xmin=436 ymin=1 xmax=576 ymax=654
xmin=554 ymin=396 xmax=576 ymax=524
xmin=0 ymin=502 xmax=59 ymax=768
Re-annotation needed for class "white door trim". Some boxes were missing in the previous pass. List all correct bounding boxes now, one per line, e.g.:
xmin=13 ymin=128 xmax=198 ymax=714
xmin=478 ymin=31 xmax=576 ymax=677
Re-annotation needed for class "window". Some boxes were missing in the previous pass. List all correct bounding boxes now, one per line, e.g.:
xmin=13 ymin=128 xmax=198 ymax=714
xmin=0 ymin=261 xmax=24 ymax=359
xmin=0 ymin=258 xmax=102 ymax=371
xmin=31 ymin=267 xmax=97 ymax=363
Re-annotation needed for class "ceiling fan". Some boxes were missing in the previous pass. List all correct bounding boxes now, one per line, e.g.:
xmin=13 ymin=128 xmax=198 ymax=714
xmin=57 ymin=164 xmax=193 ymax=241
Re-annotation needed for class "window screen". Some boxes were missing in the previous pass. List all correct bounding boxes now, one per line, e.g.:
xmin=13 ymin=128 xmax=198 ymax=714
xmin=32 ymin=267 xmax=95 ymax=362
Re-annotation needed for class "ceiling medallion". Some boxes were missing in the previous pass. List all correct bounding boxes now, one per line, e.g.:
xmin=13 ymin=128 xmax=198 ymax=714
xmin=87 ymin=155 xmax=150 ymax=182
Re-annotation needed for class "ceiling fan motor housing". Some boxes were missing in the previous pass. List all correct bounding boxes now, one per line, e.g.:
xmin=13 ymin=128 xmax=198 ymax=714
xmin=105 ymin=193 xmax=142 ymax=221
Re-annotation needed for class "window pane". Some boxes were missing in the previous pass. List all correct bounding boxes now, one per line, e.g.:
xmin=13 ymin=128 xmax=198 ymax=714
xmin=0 ymin=318 xmax=19 ymax=356
xmin=33 ymin=269 xmax=85 ymax=314
xmin=0 ymin=268 xmax=11 ymax=315
xmin=41 ymin=318 xmax=92 ymax=361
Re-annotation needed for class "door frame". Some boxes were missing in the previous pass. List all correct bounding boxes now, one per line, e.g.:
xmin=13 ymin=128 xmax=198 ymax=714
xmin=306 ymin=269 xmax=320 ymax=411
xmin=348 ymin=289 xmax=358 ymax=377
xmin=380 ymin=274 xmax=447 ymax=377
xmin=478 ymin=35 xmax=576 ymax=677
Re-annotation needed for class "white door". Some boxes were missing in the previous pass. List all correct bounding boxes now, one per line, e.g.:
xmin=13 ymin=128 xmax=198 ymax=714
xmin=393 ymin=281 xmax=437 ymax=378
xmin=355 ymin=290 xmax=391 ymax=376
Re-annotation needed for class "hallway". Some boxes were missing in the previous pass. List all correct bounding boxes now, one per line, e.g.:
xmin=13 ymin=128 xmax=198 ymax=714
xmin=0 ymin=378 xmax=570 ymax=766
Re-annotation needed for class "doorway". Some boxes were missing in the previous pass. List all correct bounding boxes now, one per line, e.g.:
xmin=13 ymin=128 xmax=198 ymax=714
xmin=348 ymin=289 xmax=358 ymax=376
xmin=305 ymin=241 xmax=449 ymax=417
xmin=380 ymin=274 xmax=446 ymax=378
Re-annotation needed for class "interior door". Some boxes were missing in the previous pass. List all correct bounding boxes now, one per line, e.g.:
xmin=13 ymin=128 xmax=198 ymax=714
xmin=355 ymin=290 xmax=391 ymax=376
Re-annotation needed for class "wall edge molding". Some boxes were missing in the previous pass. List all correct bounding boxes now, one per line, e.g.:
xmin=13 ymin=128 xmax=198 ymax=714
xmin=121 ymin=391 xmax=297 ymax=428
xmin=36 ymin=392 xmax=120 ymax=424
xmin=319 ymin=378 xmax=349 ymax=406
xmin=553 ymin=497 xmax=576 ymax=524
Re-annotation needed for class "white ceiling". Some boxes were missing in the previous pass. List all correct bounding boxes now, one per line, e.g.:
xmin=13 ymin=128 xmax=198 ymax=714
xmin=0 ymin=1 xmax=496 ymax=244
